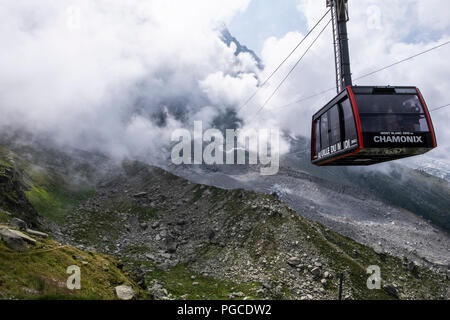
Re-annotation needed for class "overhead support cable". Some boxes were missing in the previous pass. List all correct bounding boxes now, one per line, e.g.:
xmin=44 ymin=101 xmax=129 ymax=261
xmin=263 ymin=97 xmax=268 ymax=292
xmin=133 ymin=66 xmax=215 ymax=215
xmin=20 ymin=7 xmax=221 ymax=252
xmin=430 ymin=103 xmax=450 ymax=113
xmin=353 ymin=40 xmax=450 ymax=82
xmin=270 ymin=40 xmax=450 ymax=112
xmin=236 ymin=8 xmax=332 ymax=113
xmin=249 ymin=18 xmax=332 ymax=122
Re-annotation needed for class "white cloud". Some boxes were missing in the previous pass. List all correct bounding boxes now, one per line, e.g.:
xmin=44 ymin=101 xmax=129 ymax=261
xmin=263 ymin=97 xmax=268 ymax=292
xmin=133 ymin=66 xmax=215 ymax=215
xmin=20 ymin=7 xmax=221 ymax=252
xmin=200 ymin=71 xmax=258 ymax=110
xmin=1 ymin=0 xmax=449 ymax=164
xmin=417 ymin=0 xmax=450 ymax=31
xmin=0 ymin=0 xmax=251 ymax=161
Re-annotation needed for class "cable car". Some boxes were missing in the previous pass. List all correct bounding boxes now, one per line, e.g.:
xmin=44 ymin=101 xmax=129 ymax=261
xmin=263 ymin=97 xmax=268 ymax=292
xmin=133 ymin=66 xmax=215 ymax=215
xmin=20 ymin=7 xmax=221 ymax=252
xmin=311 ymin=86 xmax=437 ymax=166
xmin=311 ymin=1 xmax=437 ymax=166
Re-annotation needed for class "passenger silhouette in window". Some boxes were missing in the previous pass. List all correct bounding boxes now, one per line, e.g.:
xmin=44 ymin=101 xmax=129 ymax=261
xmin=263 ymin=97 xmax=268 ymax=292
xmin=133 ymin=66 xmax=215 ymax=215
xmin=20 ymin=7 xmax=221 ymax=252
xmin=402 ymin=100 xmax=421 ymax=132
xmin=385 ymin=104 xmax=399 ymax=132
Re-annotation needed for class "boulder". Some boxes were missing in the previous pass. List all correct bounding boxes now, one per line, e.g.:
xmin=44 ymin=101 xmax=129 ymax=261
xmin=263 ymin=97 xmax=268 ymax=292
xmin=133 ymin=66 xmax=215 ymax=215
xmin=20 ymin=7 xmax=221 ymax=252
xmin=152 ymin=222 xmax=160 ymax=229
xmin=133 ymin=192 xmax=148 ymax=198
xmin=8 ymin=229 xmax=37 ymax=245
xmin=149 ymin=281 xmax=169 ymax=300
xmin=140 ymin=223 xmax=148 ymax=230
xmin=374 ymin=245 xmax=386 ymax=259
xmin=311 ymin=267 xmax=321 ymax=277
xmin=114 ymin=285 xmax=135 ymax=300
xmin=160 ymin=252 xmax=172 ymax=259
xmin=407 ymin=261 xmax=419 ymax=275
xmin=145 ymin=253 xmax=155 ymax=261
xmin=165 ymin=237 xmax=178 ymax=253
xmin=383 ymin=284 xmax=399 ymax=299
xmin=10 ymin=218 xmax=27 ymax=231
xmin=0 ymin=228 xmax=28 ymax=252
xmin=287 ymin=256 xmax=302 ymax=267
xmin=26 ymin=229 xmax=49 ymax=238
xmin=4 ymin=228 xmax=36 ymax=244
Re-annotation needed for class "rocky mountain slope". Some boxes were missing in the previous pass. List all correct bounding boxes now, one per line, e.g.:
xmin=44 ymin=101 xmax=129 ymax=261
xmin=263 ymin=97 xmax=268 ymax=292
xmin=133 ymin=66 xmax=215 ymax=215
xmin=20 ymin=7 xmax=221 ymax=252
xmin=220 ymin=27 xmax=264 ymax=70
xmin=166 ymin=135 xmax=450 ymax=270
xmin=0 ymin=147 xmax=42 ymax=228
xmin=406 ymin=156 xmax=450 ymax=183
xmin=1 ymin=144 xmax=448 ymax=300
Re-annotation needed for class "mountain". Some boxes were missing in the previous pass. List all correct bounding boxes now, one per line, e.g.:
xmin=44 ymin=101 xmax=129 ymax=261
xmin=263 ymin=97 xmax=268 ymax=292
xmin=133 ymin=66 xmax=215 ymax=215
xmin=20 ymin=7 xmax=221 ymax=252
xmin=0 ymin=144 xmax=449 ymax=300
xmin=406 ymin=156 xmax=450 ymax=183
xmin=220 ymin=28 xmax=264 ymax=70
xmin=1 ymin=30 xmax=449 ymax=301
xmin=165 ymin=135 xmax=450 ymax=269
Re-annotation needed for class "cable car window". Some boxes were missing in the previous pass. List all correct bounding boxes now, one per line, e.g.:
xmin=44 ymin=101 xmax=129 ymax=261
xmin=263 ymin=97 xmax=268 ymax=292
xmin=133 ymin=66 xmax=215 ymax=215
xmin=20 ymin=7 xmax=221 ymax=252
xmin=314 ymin=120 xmax=321 ymax=157
xmin=320 ymin=113 xmax=329 ymax=149
xmin=360 ymin=114 xmax=430 ymax=132
xmin=355 ymin=94 xmax=425 ymax=114
xmin=356 ymin=94 xmax=430 ymax=133
xmin=341 ymin=99 xmax=357 ymax=141
xmin=329 ymin=106 xmax=341 ymax=146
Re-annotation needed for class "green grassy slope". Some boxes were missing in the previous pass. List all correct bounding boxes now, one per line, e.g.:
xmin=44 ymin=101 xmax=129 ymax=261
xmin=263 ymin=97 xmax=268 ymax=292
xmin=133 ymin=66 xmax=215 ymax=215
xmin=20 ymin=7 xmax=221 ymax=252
xmin=0 ymin=226 xmax=142 ymax=299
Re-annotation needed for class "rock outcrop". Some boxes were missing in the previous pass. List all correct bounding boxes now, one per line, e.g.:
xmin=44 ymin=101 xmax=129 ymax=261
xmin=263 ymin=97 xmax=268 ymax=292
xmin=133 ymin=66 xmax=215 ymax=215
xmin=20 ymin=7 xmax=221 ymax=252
xmin=0 ymin=227 xmax=36 ymax=251
xmin=114 ymin=285 xmax=136 ymax=300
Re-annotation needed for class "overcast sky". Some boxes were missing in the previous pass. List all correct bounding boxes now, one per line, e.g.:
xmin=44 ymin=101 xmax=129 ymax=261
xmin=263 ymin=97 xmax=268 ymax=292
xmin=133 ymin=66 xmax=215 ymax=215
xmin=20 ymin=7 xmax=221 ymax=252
xmin=0 ymin=0 xmax=449 ymax=164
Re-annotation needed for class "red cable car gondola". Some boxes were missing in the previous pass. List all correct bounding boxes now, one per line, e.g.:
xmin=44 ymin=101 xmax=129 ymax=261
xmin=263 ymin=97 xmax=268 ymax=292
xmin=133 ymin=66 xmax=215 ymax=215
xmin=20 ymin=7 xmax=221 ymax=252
xmin=311 ymin=86 xmax=437 ymax=166
xmin=311 ymin=1 xmax=437 ymax=166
